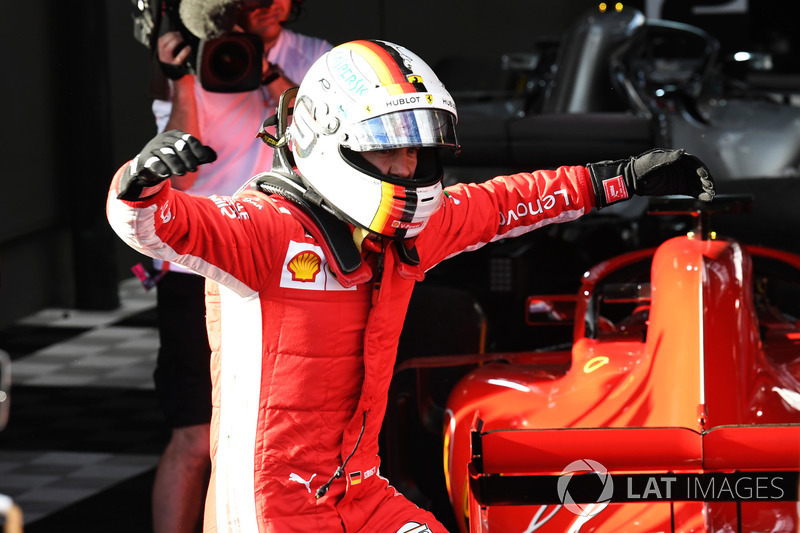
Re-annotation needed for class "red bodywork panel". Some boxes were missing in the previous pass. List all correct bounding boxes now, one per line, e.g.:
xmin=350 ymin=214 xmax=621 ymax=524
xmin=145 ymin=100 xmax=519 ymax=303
xmin=443 ymin=235 xmax=800 ymax=532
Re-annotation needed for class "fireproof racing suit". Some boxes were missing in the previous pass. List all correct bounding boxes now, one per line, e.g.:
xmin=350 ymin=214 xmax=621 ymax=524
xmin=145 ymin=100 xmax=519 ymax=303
xmin=107 ymin=164 xmax=596 ymax=532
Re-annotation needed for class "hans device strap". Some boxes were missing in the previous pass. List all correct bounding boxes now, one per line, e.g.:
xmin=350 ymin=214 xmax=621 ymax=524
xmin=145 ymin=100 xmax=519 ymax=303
xmin=252 ymin=172 xmax=365 ymax=277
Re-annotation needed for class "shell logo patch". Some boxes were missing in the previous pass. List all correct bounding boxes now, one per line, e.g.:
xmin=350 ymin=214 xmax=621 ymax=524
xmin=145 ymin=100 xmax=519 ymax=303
xmin=279 ymin=241 xmax=355 ymax=291
xmin=287 ymin=251 xmax=321 ymax=282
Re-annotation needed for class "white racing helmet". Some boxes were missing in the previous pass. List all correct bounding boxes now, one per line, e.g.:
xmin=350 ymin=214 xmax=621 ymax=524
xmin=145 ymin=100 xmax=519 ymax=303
xmin=287 ymin=40 xmax=459 ymax=239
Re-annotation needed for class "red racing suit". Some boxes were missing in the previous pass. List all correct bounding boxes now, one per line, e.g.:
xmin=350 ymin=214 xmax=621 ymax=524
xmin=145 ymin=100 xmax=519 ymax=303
xmin=107 ymin=165 xmax=597 ymax=532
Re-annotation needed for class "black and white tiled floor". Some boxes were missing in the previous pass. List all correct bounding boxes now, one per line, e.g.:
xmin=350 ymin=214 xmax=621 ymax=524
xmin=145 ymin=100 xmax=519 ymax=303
xmin=0 ymin=278 xmax=168 ymax=531
xmin=0 ymin=276 xmax=463 ymax=532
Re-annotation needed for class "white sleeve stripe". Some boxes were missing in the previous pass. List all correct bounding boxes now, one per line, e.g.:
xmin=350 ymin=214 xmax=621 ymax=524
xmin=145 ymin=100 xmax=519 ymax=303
xmin=107 ymin=191 xmax=257 ymax=297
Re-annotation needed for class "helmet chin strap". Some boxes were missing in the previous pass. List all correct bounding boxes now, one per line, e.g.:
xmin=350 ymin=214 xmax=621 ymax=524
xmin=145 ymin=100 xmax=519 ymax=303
xmin=352 ymin=227 xmax=370 ymax=253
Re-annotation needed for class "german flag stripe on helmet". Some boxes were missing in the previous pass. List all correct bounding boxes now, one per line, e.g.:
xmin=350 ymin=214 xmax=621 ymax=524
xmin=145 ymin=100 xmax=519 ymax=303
xmin=370 ymin=181 xmax=405 ymax=235
xmin=340 ymin=40 xmax=427 ymax=96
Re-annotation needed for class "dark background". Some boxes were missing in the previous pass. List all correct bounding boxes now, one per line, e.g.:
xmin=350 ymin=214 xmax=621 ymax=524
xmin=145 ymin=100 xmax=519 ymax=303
xmin=1 ymin=0 xmax=798 ymax=327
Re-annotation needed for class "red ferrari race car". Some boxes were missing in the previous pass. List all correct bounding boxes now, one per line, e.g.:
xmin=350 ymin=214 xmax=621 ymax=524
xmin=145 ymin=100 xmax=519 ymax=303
xmin=391 ymin=196 xmax=800 ymax=532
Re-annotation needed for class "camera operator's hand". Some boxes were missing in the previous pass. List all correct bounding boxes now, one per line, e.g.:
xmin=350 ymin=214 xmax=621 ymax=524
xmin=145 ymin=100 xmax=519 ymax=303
xmin=158 ymin=31 xmax=193 ymax=80
xmin=117 ymin=130 xmax=217 ymax=201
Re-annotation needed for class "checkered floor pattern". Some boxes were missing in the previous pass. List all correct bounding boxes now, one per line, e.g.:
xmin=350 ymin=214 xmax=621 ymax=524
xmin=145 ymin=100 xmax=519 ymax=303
xmin=0 ymin=278 xmax=168 ymax=530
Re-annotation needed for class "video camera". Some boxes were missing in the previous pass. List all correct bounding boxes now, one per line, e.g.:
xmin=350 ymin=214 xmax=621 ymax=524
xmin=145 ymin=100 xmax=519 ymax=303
xmin=131 ymin=0 xmax=268 ymax=93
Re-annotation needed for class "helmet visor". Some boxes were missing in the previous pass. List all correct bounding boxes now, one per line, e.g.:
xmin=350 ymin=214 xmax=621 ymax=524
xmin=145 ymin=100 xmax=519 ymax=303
xmin=344 ymin=109 xmax=459 ymax=152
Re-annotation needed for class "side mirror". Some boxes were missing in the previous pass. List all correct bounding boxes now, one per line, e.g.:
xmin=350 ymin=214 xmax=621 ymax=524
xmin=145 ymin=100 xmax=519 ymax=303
xmin=526 ymin=295 xmax=577 ymax=325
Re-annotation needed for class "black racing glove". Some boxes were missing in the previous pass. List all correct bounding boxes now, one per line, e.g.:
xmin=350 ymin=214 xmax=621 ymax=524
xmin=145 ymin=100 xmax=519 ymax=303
xmin=586 ymin=148 xmax=715 ymax=208
xmin=117 ymin=130 xmax=216 ymax=200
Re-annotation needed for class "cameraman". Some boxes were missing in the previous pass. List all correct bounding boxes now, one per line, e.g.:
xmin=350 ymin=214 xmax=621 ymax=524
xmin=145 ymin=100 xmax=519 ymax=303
xmin=148 ymin=1 xmax=331 ymax=531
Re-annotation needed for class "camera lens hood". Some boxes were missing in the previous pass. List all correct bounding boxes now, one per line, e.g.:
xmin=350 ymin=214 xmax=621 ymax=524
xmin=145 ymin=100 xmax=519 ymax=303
xmin=198 ymin=33 xmax=264 ymax=93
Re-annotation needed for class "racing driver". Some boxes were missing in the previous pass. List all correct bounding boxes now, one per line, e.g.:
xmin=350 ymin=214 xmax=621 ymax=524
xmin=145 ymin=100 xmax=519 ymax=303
xmin=107 ymin=40 xmax=715 ymax=532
